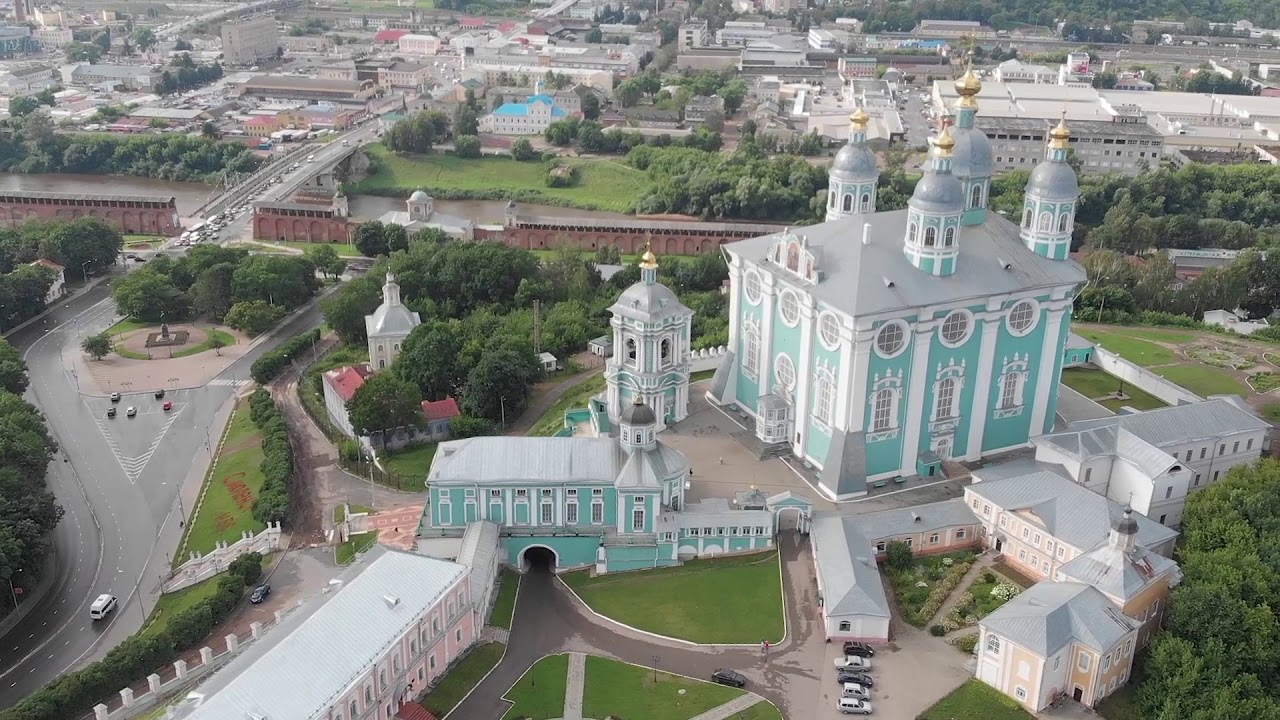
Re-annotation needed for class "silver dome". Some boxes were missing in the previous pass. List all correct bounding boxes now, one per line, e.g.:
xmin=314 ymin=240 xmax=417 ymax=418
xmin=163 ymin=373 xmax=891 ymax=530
xmin=1025 ymin=160 xmax=1079 ymax=201
xmin=620 ymin=397 xmax=656 ymax=426
xmin=831 ymin=142 xmax=878 ymax=181
xmin=611 ymin=281 xmax=688 ymax=322
xmin=949 ymin=127 xmax=993 ymax=180
xmin=908 ymin=172 xmax=965 ymax=214
xmin=409 ymin=189 xmax=431 ymax=202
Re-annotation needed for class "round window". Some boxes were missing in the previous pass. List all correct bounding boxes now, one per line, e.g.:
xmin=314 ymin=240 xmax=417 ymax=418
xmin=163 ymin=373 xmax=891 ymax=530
xmin=775 ymin=354 xmax=796 ymax=391
xmin=819 ymin=312 xmax=841 ymax=350
xmin=939 ymin=311 xmax=971 ymax=347
xmin=779 ymin=290 xmax=800 ymax=327
xmin=1007 ymin=300 xmax=1037 ymax=335
xmin=875 ymin=322 xmax=906 ymax=358
xmin=744 ymin=270 xmax=762 ymax=305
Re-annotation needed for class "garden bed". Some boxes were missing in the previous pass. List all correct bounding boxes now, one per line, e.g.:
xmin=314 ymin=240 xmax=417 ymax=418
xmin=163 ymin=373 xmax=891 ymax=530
xmin=883 ymin=549 xmax=976 ymax=627
xmin=1248 ymin=372 xmax=1280 ymax=393
xmin=938 ymin=569 xmax=1023 ymax=633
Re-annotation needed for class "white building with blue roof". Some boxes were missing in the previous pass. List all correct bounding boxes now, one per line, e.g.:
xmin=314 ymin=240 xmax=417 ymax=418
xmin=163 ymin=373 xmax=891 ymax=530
xmin=480 ymin=92 xmax=571 ymax=135
xmin=708 ymin=65 xmax=1088 ymax=500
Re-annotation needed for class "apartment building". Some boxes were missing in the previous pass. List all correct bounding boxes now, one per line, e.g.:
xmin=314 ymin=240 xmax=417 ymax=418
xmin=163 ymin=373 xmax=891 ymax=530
xmin=31 ymin=26 xmax=70 ymax=48
xmin=399 ymin=33 xmax=442 ymax=55
xmin=977 ymin=116 xmax=1164 ymax=176
xmin=221 ymin=16 xmax=279 ymax=66
xmin=69 ymin=63 xmax=160 ymax=91
xmin=174 ymin=546 xmax=478 ymax=720
xmin=1032 ymin=396 xmax=1269 ymax=526
xmin=992 ymin=59 xmax=1057 ymax=84
xmin=678 ymin=20 xmax=707 ymax=51
xmin=377 ymin=61 xmax=431 ymax=89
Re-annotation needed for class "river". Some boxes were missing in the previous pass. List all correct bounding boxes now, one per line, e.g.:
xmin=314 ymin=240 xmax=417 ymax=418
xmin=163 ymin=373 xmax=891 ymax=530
xmin=0 ymin=173 xmax=632 ymax=226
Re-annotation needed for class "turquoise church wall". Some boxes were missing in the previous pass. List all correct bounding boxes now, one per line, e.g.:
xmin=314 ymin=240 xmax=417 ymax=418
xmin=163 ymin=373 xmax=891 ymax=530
xmin=734 ymin=301 xmax=762 ymax=413
xmin=504 ymin=535 xmax=600 ymax=569
xmin=916 ymin=304 xmax=985 ymax=459
xmin=981 ymin=297 xmax=1053 ymax=452
xmin=1044 ymin=309 xmax=1075 ymax=434
xmin=605 ymin=544 xmax=676 ymax=572
xmin=802 ymin=311 xmax=841 ymax=464
xmin=863 ymin=318 xmax=914 ymax=475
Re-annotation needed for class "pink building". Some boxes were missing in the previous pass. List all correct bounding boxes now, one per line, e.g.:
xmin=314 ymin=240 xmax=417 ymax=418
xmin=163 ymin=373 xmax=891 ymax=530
xmin=399 ymin=33 xmax=442 ymax=55
xmin=178 ymin=547 xmax=477 ymax=720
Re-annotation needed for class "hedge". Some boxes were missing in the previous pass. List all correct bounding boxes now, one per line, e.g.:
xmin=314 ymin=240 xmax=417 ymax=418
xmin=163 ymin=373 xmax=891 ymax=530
xmin=249 ymin=328 xmax=321 ymax=384
xmin=248 ymin=389 xmax=292 ymax=525
xmin=0 ymin=553 xmax=264 ymax=720
xmin=912 ymin=559 xmax=975 ymax=627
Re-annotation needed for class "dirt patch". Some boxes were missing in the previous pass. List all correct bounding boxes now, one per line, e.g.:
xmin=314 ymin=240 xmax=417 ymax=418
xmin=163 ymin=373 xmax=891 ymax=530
xmin=220 ymin=434 xmax=262 ymax=456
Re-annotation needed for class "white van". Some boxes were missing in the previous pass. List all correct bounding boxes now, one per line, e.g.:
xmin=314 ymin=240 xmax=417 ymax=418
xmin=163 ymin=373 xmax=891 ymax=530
xmin=89 ymin=594 xmax=117 ymax=621
xmin=841 ymin=682 xmax=870 ymax=699
xmin=306 ymin=154 xmax=316 ymax=162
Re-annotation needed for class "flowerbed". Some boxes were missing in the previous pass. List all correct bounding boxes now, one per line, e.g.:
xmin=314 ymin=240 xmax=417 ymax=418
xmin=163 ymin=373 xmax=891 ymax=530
xmin=937 ymin=570 xmax=1023 ymax=632
xmin=884 ymin=552 xmax=976 ymax=627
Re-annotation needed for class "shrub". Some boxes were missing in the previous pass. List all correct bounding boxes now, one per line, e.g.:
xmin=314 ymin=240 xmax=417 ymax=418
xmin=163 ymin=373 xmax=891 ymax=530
xmin=449 ymin=415 xmax=496 ymax=438
xmin=884 ymin=540 xmax=914 ymax=572
xmin=912 ymin=558 xmax=974 ymax=627
xmin=249 ymin=328 xmax=321 ymax=384
xmin=246 ymin=389 xmax=293 ymax=525
xmin=991 ymin=582 xmax=1022 ymax=601
xmin=338 ymin=438 xmax=362 ymax=462
xmin=930 ymin=624 xmax=946 ymax=636
xmin=454 ymin=134 xmax=482 ymax=158
xmin=949 ymin=633 xmax=979 ymax=654
xmin=980 ymin=569 xmax=996 ymax=584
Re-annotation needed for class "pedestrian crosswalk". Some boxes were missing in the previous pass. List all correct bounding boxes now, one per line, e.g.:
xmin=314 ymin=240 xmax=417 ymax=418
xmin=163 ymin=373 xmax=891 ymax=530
xmin=207 ymin=378 xmax=243 ymax=387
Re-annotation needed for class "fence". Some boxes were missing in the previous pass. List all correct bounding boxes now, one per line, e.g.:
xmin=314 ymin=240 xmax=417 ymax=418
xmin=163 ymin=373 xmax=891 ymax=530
xmin=1092 ymin=346 xmax=1204 ymax=407
xmin=690 ymin=346 xmax=729 ymax=373
xmin=161 ymin=524 xmax=283 ymax=594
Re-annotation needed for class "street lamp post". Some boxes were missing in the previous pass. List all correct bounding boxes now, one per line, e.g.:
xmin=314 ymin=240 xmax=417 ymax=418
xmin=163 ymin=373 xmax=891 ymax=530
xmin=651 ymin=655 xmax=659 ymax=683
xmin=80 ymin=260 xmax=91 ymax=283
xmin=500 ymin=396 xmax=507 ymax=428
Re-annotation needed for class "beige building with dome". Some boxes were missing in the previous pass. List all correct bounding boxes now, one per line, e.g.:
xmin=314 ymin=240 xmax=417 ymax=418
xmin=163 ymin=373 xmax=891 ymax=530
xmin=365 ymin=271 xmax=421 ymax=370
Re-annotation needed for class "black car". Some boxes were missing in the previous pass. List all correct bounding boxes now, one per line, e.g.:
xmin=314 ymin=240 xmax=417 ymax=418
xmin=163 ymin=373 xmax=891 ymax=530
xmin=710 ymin=668 xmax=746 ymax=688
xmin=837 ymin=671 xmax=874 ymax=688
xmin=843 ymin=642 xmax=875 ymax=658
xmin=106 ymin=407 xmax=116 ymax=419
xmin=155 ymin=389 xmax=165 ymax=399
xmin=250 ymin=584 xmax=270 ymax=604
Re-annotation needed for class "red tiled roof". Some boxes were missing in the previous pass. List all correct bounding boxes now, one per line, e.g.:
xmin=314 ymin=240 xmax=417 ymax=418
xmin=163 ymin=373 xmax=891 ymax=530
xmin=324 ymin=365 xmax=372 ymax=402
xmin=459 ymin=16 xmax=485 ymax=26
xmin=497 ymin=21 xmax=518 ymax=33
xmin=375 ymin=29 xmax=410 ymax=42
xmin=421 ymin=397 xmax=461 ymax=422
xmin=395 ymin=703 xmax=439 ymax=720
xmin=31 ymin=258 xmax=64 ymax=271
xmin=244 ymin=115 xmax=277 ymax=126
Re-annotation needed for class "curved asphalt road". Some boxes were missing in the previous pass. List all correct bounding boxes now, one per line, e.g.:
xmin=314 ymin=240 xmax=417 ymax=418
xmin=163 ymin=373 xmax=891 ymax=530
xmin=0 ymin=279 xmax=326 ymax=707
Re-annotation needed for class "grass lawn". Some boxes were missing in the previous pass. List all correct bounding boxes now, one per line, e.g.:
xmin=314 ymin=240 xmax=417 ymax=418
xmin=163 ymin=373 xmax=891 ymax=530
xmin=282 ymin=240 xmax=370 ymax=258
xmin=1076 ymin=329 xmax=1176 ymax=366
xmin=690 ymin=369 xmax=716 ymax=383
xmin=1060 ymin=367 xmax=1167 ymax=412
xmin=883 ymin=551 xmax=976 ymax=627
xmin=351 ymin=145 xmax=648 ymax=213
xmin=501 ymin=654 xmax=569 ymax=720
xmin=106 ymin=317 xmax=151 ymax=336
xmin=528 ymin=374 xmax=606 ymax=437
xmin=123 ymin=235 xmax=162 ymax=248
xmin=489 ymin=567 xmax=519 ymax=630
xmin=175 ymin=403 xmax=265 ymax=560
xmin=333 ymin=503 xmax=374 ymax=524
xmin=381 ymin=443 xmax=438 ymax=478
xmin=957 ymin=569 xmax=1019 ymax=620
xmin=135 ymin=575 xmax=222 ymax=642
xmin=1096 ymin=684 xmax=1141 ymax=720
xmin=581 ymin=655 xmax=742 ymax=720
xmin=1249 ymin=372 xmax=1280 ymax=393
xmin=918 ymin=680 xmax=1036 ymax=720
xmin=1116 ymin=327 xmax=1195 ymax=343
xmin=1157 ymin=364 xmax=1250 ymax=397
xmin=335 ymin=531 xmax=377 ymax=565
xmin=562 ymin=551 xmax=784 ymax=644
xmin=421 ymin=642 xmax=506 ymax=718
xmin=735 ymin=702 xmax=784 ymax=720
xmin=172 ymin=328 xmax=236 ymax=358
xmin=114 ymin=343 xmax=151 ymax=360
xmin=1264 ymin=403 xmax=1280 ymax=421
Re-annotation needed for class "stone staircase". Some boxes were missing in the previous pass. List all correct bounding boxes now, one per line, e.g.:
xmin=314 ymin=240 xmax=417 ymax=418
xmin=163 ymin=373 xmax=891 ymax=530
xmin=942 ymin=459 xmax=971 ymax=481
xmin=729 ymin=429 xmax=792 ymax=461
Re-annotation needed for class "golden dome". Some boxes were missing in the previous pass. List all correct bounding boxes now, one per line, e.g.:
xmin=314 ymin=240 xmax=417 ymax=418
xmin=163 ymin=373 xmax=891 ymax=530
xmin=639 ymin=244 xmax=658 ymax=269
xmin=1049 ymin=113 xmax=1071 ymax=149
xmin=934 ymin=125 xmax=956 ymax=155
xmin=850 ymin=106 xmax=869 ymax=129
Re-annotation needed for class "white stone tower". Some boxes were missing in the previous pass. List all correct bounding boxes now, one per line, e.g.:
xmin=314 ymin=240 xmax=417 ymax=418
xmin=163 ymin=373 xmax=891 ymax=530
xmin=1019 ymin=114 xmax=1080 ymax=261
xmin=407 ymin=189 xmax=434 ymax=223
xmin=825 ymin=106 xmax=879 ymax=222
xmin=365 ymin=271 xmax=421 ymax=370
xmin=903 ymin=126 xmax=966 ymax=277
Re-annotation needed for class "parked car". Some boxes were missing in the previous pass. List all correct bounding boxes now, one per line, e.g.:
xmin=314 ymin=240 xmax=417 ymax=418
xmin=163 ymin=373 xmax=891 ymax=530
xmin=834 ymin=656 xmax=872 ymax=670
xmin=163 ymin=400 xmax=172 ymax=411
xmin=841 ymin=682 xmax=871 ymax=700
xmin=110 ymin=392 xmax=121 ymax=403
xmin=250 ymin=584 xmax=271 ymax=604
xmin=710 ymin=669 xmax=746 ymax=688
xmin=843 ymin=642 xmax=875 ymax=658
xmin=837 ymin=697 xmax=873 ymax=715
xmin=836 ymin=671 xmax=873 ymax=687
xmin=126 ymin=406 xmax=137 ymax=418
xmin=155 ymin=389 xmax=165 ymax=399
xmin=106 ymin=407 xmax=116 ymax=419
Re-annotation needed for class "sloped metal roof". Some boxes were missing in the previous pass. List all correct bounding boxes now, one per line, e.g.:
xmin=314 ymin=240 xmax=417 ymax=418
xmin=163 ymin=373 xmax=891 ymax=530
xmin=811 ymin=514 xmax=891 ymax=619
xmin=981 ymin=581 xmax=1138 ymax=656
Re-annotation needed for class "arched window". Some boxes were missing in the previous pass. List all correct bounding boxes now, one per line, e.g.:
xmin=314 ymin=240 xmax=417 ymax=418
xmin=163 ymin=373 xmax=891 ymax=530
xmin=660 ymin=338 xmax=672 ymax=364
xmin=625 ymin=338 xmax=637 ymax=366
xmin=908 ymin=222 xmax=918 ymax=243
xmin=1058 ymin=213 xmax=1070 ymax=232
xmin=393 ymin=343 xmax=400 ymax=351
xmin=924 ymin=227 xmax=937 ymax=247
xmin=1022 ymin=208 xmax=1032 ymax=228
xmin=944 ymin=227 xmax=956 ymax=247
xmin=1001 ymin=372 xmax=1021 ymax=409
xmin=787 ymin=242 xmax=801 ymax=271
xmin=828 ymin=190 xmax=836 ymax=207
xmin=380 ymin=669 xmax=387 ymax=689
xmin=1038 ymin=212 xmax=1052 ymax=232
xmin=378 ymin=359 xmax=386 ymax=369
xmin=365 ymin=686 xmax=373 ymax=705
xmin=814 ymin=372 xmax=834 ymax=426
xmin=970 ymin=184 xmax=983 ymax=209
xmin=872 ymin=389 xmax=895 ymax=431
xmin=934 ymin=378 xmax=957 ymax=420
xmin=859 ymin=193 xmax=871 ymax=212
xmin=986 ymin=634 xmax=1001 ymax=654
xmin=842 ymin=194 xmax=853 ymax=212
xmin=351 ymin=701 xmax=358 ymax=717
xmin=743 ymin=326 xmax=760 ymax=377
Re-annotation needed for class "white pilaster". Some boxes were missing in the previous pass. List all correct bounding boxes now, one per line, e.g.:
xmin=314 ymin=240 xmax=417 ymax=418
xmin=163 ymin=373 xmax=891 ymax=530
xmin=846 ymin=332 xmax=873 ymax=431
xmin=727 ymin=256 xmax=742 ymax=346
xmin=834 ymin=321 xmax=856 ymax=430
xmin=966 ymin=313 xmax=1003 ymax=459
xmin=900 ymin=322 xmax=937 ymax=474
xmin=757 ymin=278 xmax=776 ymax=399
xmin=1030 ymin=306 xmax=1068 ymax=436
xmin=793 ymin=299 xmax=817 ymax=453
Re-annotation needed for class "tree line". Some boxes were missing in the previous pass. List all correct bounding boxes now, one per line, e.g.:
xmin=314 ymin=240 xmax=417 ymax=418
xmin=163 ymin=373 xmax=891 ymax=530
xmin=1136 ymin=460 xmax=1280 ymax=719
xmin=111 ymin=244 xmax=319 ymax=335
xmin=0 ymin=218 xmax=123 ymax=331
xmin=322 ymin=230 xmax=729 ymax=435
xmin=0 ymin=113 xmax=260 ymax=182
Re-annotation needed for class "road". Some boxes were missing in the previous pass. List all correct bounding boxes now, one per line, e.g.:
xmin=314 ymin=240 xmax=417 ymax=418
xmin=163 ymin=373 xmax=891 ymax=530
xmin=0 ymin=279 xmax=328 ymax=708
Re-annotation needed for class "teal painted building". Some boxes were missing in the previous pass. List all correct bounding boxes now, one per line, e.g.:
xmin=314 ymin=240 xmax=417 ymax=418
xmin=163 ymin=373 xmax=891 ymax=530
xmin=707 ymin=71 xmax=1088 ymax=500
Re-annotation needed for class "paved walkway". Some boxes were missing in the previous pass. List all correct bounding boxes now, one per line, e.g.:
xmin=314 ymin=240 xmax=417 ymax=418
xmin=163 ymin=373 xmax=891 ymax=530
xmin=925 ymin=552 xmax=996 ymax=629
xmin=564 ymin=652 xmax=586 ymax=720
xmin=689 ymin=694 xmax=767 ymax=720
xmin=505 ymin=366 xmax=600 ymax=435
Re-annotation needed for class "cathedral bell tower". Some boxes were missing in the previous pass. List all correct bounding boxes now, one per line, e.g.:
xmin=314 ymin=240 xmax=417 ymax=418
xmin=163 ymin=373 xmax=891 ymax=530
xmin=1019 ymin=114 xmax=1080 ymax=261
xmin=825 ymin=106 xmax=879 ymax=222
xmin=903 ymin=126 xmax=965 ymax=277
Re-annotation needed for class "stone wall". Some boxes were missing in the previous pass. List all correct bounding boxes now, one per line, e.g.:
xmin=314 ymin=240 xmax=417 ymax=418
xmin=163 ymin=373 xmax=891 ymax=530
xmin=690 ymin=345 xmax=728 ymax=373
xmin=1092 ymin=347 xmax=1203 ymax=407
xmin=161 ymin=523 xmax=283 ymax=594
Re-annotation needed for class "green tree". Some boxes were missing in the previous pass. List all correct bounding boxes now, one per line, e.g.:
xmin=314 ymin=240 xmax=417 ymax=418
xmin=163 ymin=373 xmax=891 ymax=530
xmin=305 ymin=243 xmax=346 ymax=279
xmin=231 ymin=254 xmax=318 ymax=309
xmin=191 ymin=262 xmax=236 ymax=321
xmin=321 ymin=272 xmax=383 ymax=344
xmin=80 ymin=333 xmax=112 ymax=361
xmin=207 ymin=332 xmax=227 ymax=356
xmin=510 ymin=137 xmax=538 ymax=161
xmin=585 ymin=28 xmax=603 ymax=42
xmin=0 ymin=340 xmax=26 ymax=394
xmin=454 ymin=134 xmax=482 ymax=158
xmin=223 ymin=300 xmax=286 ymax=335
xmin=201 ymin=121 xmax=218 ymax=139
xmin=111 ymin=270 xmax=191 ymax=322
xmin=8 ymin=97 xmax=39 ymax=118
xmin=452 ymin=103 xmax=478 ymax=136
xmin=461 ymin=346 xmax=541 ymax=423
xmin=132 ymin=27 xmax=156 ymax=52
xmin=394 ymin=320 xmax=463 ymax=400
xmin=580 ymin=92 xmax=601 ymax=120
xmin=353 ymin=221 xmax=393 ymax=257
xmin=884 ymin=540 xmax=914 ymax=571
xmin=347 ymin=372 xmax=423 ymax=435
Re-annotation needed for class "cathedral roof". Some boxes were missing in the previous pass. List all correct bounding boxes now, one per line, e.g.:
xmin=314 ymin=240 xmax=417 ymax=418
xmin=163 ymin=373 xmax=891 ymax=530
xmin=948 ymin=125 xmax=993 ymax=181
xmin=722 ymin=209 xmax=1086 ymax=317
xmin=365 ymin=302 xmax=421 ymax=337
xmin=831 ymin=140 xmax=878 ymax=181
xmin=1026 ymin=159 xmax=1080 ymax=201
xmin=409 ymin=189 xmax=431 ymax=202
xmin=426 ymin=436 xmax=688 ymax=489
xmin=620 ymin=397 xmax=656 ymax=426
xmin=610 ymin=279 xmax=693 ymax=322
